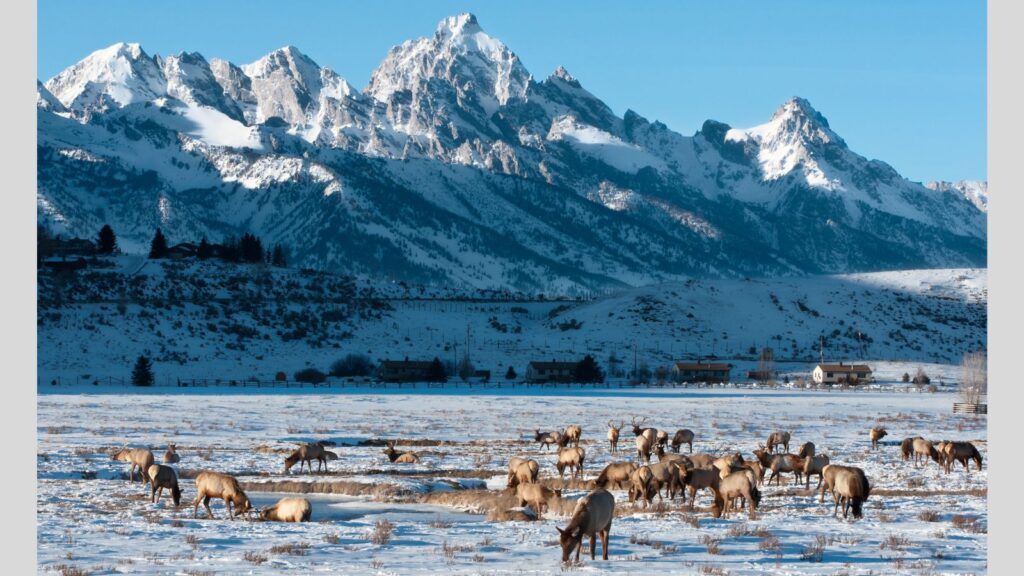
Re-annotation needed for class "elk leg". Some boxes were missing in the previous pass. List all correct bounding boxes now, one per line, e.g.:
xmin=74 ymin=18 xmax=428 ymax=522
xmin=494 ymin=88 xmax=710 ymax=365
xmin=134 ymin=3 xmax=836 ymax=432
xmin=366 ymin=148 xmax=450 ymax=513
xmin=151 ymin=485 xmax=158 ymax=503
xmin=203 ymin=496 xmax=214 ymax=519
xmin=601 ymin=527 xmax=610 ymax=560
xmin=589 ymin=533 xmax=596 ymax=560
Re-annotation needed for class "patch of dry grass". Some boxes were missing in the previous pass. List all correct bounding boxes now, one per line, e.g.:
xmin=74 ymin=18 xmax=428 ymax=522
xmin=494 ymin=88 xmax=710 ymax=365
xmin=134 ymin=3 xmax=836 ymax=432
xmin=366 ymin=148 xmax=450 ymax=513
xmin=369 ymin=519 xmax=395 ymax=545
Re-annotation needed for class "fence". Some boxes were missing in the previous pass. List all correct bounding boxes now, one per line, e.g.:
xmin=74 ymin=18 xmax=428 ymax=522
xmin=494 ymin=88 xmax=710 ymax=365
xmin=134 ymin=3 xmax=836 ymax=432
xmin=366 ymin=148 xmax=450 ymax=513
xmin=953 ymin=402 xmax=988 ymax=415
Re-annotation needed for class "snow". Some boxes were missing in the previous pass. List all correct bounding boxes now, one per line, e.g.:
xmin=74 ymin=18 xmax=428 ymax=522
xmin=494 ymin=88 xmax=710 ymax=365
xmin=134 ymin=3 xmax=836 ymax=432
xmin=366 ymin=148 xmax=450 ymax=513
xmin=177 ymin=102 xmax=263 ymax=148
xmin=548 ymin=116 xmax=664 ymax=173
xmin=37 ymin=389 xmax=987 ymax=574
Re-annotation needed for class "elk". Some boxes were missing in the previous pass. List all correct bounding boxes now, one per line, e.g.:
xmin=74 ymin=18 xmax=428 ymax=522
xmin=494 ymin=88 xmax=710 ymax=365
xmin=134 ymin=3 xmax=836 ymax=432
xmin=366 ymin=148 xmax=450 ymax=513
xmin=869 ymin=427 xmax=888 ymax=449
xmin=383 ymin=441 xmax=421 ymax=464
xmin=260 ymin=497 xmax=312 ymax=522
xmin=163 ymin=443 xmax=180 ymax=464
xmin=146 ymin=464 xmax=181 ymax=505
xmin=655 ymin=430 xmax=669 ymax=449
xmin=900 ymin=437 xmax=919 ymax=461
xmin=556 ymin=446 xmax=586 ymax=480
xmin=628 ymin=465 xmax=656 ymax=507
xmin=630 ymin=416 xmax=658 ymax=446
xmin=647 ymin=461 xmax=682 ymax=500
xmin=797 ymin=442 xmax=815 ymax=459
xmin=606 ymin=421 xmax=624 ymax=454
xmin=534 ymin=429 xmax=562 ymax=451
xmin=111 ymin=447 xmax=155 ymax=484
xmin=714 ymin=470 xmax=761 ymax=519
xmin=753 ymin=446 xmax=803 ymax=486
xmin=683 ymin=467 xmax=721 ymax=507
xmin=193 ymin=471 xmax=251 ymax=520
xmin=802 ymin=454 xmax=831 ymax=489
xmin=671 ymin=429 xmax=695 ymax=453
xmin=561 ymin=425 xmax=582 ymax=448
xmin=712 ymin=453 xmax=744 ymax=475
xmin=516 ymin=483 xmax=561 ymax=519
xmin=507 ymin=457 xmax=540 ymax=489
xmin=635 ymin=433 xmax=655 ymax=464
xmin=766 ymin=431 xmax=791 ymax=453
xmin=681 ymin=450 xmax=717 ymax=470
xmin=819 ymin=464 xmax=870 ymax=519
xmin=284 ymin=442 xmax=330 ymax=473
xmin=654 ymin=445 xmax=693 ymax=469
xmin=941 ymin=441 xmax=983 ymax=474
xmin=556 ymin=488 xmax=615 ymax=563
xmin=595 ymin=461 xmax=637 ymax=490
xmin=911 ymin=438 xmax=940 ymax=468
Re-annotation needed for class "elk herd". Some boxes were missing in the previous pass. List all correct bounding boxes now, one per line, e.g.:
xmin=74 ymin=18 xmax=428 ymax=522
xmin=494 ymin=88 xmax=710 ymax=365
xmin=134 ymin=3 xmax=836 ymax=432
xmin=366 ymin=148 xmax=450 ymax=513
xmin=102 ymin=417 xmax=984 ymax=565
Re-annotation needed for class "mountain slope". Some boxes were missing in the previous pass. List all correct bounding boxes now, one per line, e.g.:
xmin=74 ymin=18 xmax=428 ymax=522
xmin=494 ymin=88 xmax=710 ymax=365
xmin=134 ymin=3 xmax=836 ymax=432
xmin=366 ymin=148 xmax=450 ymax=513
xmin=37 ymin=13 xmax=986 ymax=291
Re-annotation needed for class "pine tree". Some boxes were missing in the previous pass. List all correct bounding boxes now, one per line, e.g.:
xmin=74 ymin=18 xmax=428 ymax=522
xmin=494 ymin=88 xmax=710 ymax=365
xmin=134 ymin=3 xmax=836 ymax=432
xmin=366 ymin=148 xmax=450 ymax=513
xmin=132 ymin=355 xmax=154 ymax=386
xmin=271 ymin=245 xmax=287 ymax=267
xmin=573 ymin=354 xmax=604 ymax=383
xmin=97 ymin=224 xmax=117 ymax=254
xmin=426 ymin=357 xmax=447 ymax=383
xmin=505 ymin=366 xmax=517 ymax=380
xmin=197 ymin=237 xmax=212 ymax=260
xmin=149 ymin=228 xmax=169 ymax=259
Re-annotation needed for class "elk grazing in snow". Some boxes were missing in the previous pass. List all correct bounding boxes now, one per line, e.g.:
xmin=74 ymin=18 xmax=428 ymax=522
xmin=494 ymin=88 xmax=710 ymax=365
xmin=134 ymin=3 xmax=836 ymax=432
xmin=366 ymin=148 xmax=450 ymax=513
xmin=606 ymin=421 xmax=624 ymax=454
xmin=683 ymin=467 xmax=722 ymax=507
xmin=507 ymin=457 xmax=540 ymax=489
xmin=383 ymin=441 xmax=421 ymax=464
xmin=284 ymin=442 xmax=334 ymax=474
xmin=534 ymin=429 xmax=562 ymax=451
xmin=146 ymin=464 xmax=181 ymax=505
xmin=556 ymin=446 xmax=586 ymax=480
xmin=557 ymin=488 xmax=615 ymax=563
xmin=628 ymin=465 xmax=656 ymax=507
xmin=671 ymin=429 xmax=695 ymax=453
xmin=516 ymin=483 xmax=561 ymax=519
xmin=819 ymin=464 xmax=870 ymax=519
xmin=192 ymin=471 xmax=252 ymax=520
xmin=111 ymin=447 xmax=155 ymax=484
xmin=713 ymin=469 xmax=761 ymax=519
xmin=260 ymin=497 xmax=312 ymax=522
xmin=911 ymin=438 xmax=941 ymax=468
xmin=941 ymin=441 xmax=983 ymax=474
xmin=766 ymin=431 xmax=791 ymax=454
xmin=900 ymin=437 xmax=919 ymax=461
xmin=869 ymin=427 xmax=888 ymax=449
xmin=560 ymin=425 xmax=582 ymax=448
xmin=595 ymin=461 xmax=637 ymax=490
xmin=802 ymin=454 xmax=831 ymax=489
xmin=753 ymin=446 xmax=804 ymax=486
xmin=635 ymin=433 xmax=655 ymax=464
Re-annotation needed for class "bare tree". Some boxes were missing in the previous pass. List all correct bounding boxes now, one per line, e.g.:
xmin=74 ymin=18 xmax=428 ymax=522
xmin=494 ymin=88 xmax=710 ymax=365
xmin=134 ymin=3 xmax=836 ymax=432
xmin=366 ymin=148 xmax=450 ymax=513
xmin=959 ymin=351 xmax=987 ymax=405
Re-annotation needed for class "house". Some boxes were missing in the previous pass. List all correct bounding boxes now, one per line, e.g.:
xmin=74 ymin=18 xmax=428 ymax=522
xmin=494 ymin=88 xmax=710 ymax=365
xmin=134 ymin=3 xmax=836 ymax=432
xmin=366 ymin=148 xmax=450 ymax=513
xmin=38 ymin=237 xmax=96 ymax=259
xmin=471 ymin=370 xmax=491 ymax=383
xmin=812 ymin=362 xmax=872 ymax=384
xmin=377 ymin=359 xmax=435 ymax=382
xmin=168 ymin=242 xmax=199 ymax=259
xmin=525 ymin=361 xmax=576 ymax=383
xmin=672 ymin=362 xmax=731 ymax=383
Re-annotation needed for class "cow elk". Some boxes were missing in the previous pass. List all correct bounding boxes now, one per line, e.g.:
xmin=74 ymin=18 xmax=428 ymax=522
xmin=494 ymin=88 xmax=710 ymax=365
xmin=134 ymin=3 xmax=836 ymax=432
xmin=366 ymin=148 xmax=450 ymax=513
xmin=911 ymin=438 xmax=940 ymax=468
xmin=112 ymin=447 xmax=155 ymax=485
xmin=714 ymin=470 xmax=761 ymax=519
xmin=753 ymin=446 xmax=803 ymax=486
xmin=193 ymin=471 xmax=251 ymax=520
xmin=556 ymin=447 xmax=586 ymax=480
xmin=802 ymin=454 xmax=831 ymax=489
xmin=561 ymin=425 xmax=582 ymax=448
xmin=606 ymin=421 xmax=624 ymax=454
xmin=819 ymin=464 xmax=870 ymax=519
xmin=517 ymin=483 xmax=561 ymax=519
xmin=797 ymin=442 xmax=815 ymax=459
xmin=147 ymin=464 xmax=181 ymax=505
xmin=284 ymin=442 xmax=333 ymax=474
xmin=941 ymin=441 xmax=983 ymax=474
xmin=766 ymin=431 xmax=791 ymax=454
xmin=260 ymin=497 xmax=312 ymax=522
xmin=383 ymin=441 xmax=421 ymax=464
xmin=556 ymin=488 xmax=615 ymax=562
xmin=534 ymin=429 xmax=562 ymax=451
xmin=507 ymin=457 xmax=540 ymax=489
xmin=595 ymin=461 xmax=637 ymax=490
xmin=163 ymin=443 xmax=180 ymax=464
xmin=671 ymin=429 xmax=695 ymax=453
xmin=869 ymin=427 xmax=888 ymax=449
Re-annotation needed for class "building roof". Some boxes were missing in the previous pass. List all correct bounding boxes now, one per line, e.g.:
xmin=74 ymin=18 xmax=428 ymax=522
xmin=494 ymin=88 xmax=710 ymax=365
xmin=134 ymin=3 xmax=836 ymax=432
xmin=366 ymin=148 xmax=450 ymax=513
xmin=816 ymin=363 xmax=872 ymax=373
xmin=528 ymin=361 xmax=577 ymax=370
xmin=673 ymin=362 xmax=731 ymax=371
xmin=379 ymin=360 xmax=434 ymax=370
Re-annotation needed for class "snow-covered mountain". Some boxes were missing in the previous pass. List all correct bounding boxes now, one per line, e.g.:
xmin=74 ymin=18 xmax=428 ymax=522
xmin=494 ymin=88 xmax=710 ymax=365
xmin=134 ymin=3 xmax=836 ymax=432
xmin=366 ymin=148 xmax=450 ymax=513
xmin=37 ymin=13 xmax=987 ymax=291
xmin=927 ymin=180 xmax=988 ymax=212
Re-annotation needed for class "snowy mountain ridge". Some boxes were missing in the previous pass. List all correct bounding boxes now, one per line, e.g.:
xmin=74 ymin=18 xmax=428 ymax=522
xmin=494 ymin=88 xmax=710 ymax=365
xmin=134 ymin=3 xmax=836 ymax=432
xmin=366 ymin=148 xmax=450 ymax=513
xmin=38 ymin=13 xmax=986 ymax=291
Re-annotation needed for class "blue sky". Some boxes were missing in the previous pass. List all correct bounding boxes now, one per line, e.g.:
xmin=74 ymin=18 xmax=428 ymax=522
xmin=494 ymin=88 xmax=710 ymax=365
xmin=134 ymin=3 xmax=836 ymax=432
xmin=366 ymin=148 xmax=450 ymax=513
xmin=38 ymin=0 xmax=986 ymax=182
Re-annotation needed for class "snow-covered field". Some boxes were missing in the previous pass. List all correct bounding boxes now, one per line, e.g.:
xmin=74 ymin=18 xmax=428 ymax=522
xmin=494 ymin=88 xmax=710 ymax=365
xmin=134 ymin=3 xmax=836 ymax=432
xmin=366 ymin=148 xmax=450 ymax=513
xmin=38 ymin=389 xmax=987 ymax=575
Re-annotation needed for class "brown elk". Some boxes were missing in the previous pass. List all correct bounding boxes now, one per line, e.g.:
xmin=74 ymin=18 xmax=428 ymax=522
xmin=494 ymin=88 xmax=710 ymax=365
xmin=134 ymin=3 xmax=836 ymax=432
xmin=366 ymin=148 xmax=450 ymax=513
xmin=683 ymin=467 xmax=721 ymax=507
xmin=260 ymin=497 xmax=312 ymax=522
xmin=712 ymin=453 xmax=744 ymax=475
xmin=911 ymin=438 xmax=940 ymax=467
xmin=647 ymin=461 xmax=682 ymax=500
xmin=635 ymin=433 xmax=655 ymax=464
xmin=655 ymin=430 xmax=669 ymax=449
xmin=556 ymin=488 xmax=615 ymax=563
xmin=753 ymin=446 xmax=803 ymax=486
xmin=193 ymin=471 xmax=251 ymax=520
xmin=146 ymin=464 xmax=181 ymax=505
xmin=766 ymin=431 xmax=791 ymax=453
xmin=507 ymin=457 xmax=540 ymax=489
xmin=630 ymin=416 xmax=658 ymax=446
xmin=284 ymin=442 xmax=330 ymax=473
xmin=900 ymin=437 xmax=918 ymax=461
xmin=819 ymin=464 xmax=870 ymax=519
xmin=517 ymin=483 xmax=561 ymax=519
xmin=797 ymin=442 xmax=815 ymax=459
xmin=671 ymin=429 xmax=695 ymax=453
xmin=714 ymin=470 xmax=761 ymax=519
xmin=869 ymin=427 xmax=888 ymax=449
xmin=595 ymin=461 xmax=637 ymax=490
xmin=802 ymin=454 xmax=831 ymax=489
xmin=534 ymin=429 xmax=562 ymax=451
xmin=111 ymin=447 xmax=155 ymax=484
xmin=941 ymin=441 xmax=983 ymax=474
xmin=383 ymin=441 xmax=421 ymax=464
xmin=163 ymin=443 xmax=180 ymax=464
xmin=627 ymin=465 xmax=656 ymax=507
xmin=606 ymin=421 xmax=624 ymax=454
xmin=556 ymin=447 xmax=586 ymax=480
xmin=560 ymin=425 xmax=582 ymax=448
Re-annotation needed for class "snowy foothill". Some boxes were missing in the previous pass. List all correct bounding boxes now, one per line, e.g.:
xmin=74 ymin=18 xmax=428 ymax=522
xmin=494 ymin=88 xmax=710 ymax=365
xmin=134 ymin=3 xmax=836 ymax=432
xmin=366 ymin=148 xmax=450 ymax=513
xmin=38 ymin=388 xmax=986 ymax=575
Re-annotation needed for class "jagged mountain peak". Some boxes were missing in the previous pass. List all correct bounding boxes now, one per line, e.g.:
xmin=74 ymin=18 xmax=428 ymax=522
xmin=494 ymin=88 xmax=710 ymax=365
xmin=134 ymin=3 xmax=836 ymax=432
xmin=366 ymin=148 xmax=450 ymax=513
xmin=764 ymin=96 xmax=845 ymax=148
xmin=44 ymin=41 xmax=166 ymax=113
xmin=550 ymin=66 xmax=576 ymax=83
xmin=435 ymin=12 xmax=482 ymax=37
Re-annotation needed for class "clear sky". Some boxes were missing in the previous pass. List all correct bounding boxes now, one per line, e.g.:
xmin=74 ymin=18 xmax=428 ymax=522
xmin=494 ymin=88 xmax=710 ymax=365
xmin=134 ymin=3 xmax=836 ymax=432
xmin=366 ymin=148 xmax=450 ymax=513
xmin=38 ymin=0 xmax=986 ymax=182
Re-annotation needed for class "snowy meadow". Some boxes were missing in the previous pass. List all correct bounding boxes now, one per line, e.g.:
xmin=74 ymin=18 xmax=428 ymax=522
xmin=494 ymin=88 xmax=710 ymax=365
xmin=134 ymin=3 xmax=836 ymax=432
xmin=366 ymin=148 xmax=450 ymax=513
xmin=37 ymin=388 xmax=986 ymax=575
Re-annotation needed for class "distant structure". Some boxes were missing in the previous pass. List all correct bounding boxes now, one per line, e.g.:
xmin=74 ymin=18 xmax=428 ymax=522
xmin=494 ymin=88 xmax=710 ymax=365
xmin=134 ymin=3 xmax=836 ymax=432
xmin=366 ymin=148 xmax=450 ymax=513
xmin=671 ymin=361 xmax=731 ymax=383
xmin=525 ymin=361 xmax=576 ymax=383
xmin=812 ymin=362 xmax=872 ymax=384
xmin=378 ymin=359 xmax=434 ymax=382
